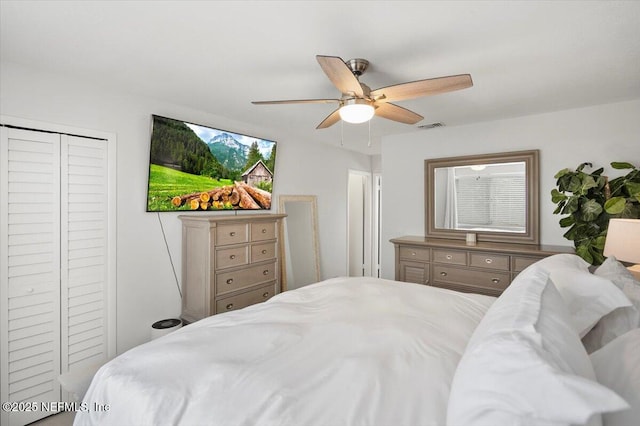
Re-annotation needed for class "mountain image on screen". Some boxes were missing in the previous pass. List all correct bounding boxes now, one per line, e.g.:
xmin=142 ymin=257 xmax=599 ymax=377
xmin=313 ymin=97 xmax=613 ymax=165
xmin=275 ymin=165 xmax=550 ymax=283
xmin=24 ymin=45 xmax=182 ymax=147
xmin=146 ymin=115 xmax=277 ymax=212
xmin=207 ymin=133 xmax=250 ymax=171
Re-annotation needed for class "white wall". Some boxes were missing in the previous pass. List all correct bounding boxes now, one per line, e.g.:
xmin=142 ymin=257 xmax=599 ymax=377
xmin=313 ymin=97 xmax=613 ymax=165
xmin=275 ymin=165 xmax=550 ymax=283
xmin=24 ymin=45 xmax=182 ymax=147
xmin=380 ymin=99 xmax=640 ymax=279
xmin=0 ymin=61 xmax=372 ymax=353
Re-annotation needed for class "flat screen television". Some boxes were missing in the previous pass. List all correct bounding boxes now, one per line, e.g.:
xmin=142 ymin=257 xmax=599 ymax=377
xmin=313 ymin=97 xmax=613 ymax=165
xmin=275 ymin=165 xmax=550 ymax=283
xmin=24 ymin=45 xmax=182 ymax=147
xmin=146 ymin=115 xmax=277 ymax=212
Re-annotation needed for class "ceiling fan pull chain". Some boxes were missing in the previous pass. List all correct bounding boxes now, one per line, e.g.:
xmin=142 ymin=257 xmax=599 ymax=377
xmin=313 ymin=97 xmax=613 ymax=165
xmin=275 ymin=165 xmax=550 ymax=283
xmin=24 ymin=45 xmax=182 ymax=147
xmin=368 ymin=119 xmax=371 ymax=147
xmin=341 ymin=119 xmax=344 ymax=146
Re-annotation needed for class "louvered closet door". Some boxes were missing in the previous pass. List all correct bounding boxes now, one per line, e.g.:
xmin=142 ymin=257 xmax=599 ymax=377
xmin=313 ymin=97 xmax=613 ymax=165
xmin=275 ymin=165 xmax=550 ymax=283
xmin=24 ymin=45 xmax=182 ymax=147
xmin=60 ymin=135 xmax=110 ymax=377
xmin=1 ymin=128 xmax=112 ymax=426
xmin=1 ymin=127 xmax=62 ymax=426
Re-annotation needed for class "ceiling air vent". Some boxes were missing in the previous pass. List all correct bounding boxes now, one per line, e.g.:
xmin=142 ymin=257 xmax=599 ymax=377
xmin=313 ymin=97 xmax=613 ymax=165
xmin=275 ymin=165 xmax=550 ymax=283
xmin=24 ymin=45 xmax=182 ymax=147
xmin=418 ymin=122 xmax=445 ymax=130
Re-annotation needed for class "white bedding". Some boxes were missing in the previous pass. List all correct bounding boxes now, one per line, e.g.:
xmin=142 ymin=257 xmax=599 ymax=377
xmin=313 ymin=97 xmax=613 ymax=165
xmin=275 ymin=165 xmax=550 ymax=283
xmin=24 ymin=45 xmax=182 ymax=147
xmin=75 ymin=277 xmax=495 ymax=426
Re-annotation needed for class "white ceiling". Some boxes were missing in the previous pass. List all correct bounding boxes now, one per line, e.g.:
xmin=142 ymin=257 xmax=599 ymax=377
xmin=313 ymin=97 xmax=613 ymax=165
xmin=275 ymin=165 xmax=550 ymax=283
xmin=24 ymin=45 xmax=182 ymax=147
xmin=2 ymin=1 xmax=640 ymax=154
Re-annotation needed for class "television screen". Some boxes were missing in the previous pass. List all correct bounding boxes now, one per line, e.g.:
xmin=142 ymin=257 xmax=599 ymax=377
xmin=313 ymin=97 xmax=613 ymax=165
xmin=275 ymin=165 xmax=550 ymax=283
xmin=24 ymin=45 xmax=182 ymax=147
xmin=146 ymin=115 xmax=276 ymax=212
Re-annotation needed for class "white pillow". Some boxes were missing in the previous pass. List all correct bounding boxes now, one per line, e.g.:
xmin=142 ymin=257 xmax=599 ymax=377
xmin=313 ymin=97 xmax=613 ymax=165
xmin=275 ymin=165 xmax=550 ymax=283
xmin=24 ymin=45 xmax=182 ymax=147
xmin=465 ymin=266 xmax=547 ymax=349
xmin=582 ymin=305 xmax=640 ymax=354
xmin=586 ymin=257 xmax=640 ymax=353
xmin=595 ymin=256 xmax=640 ymax=316
xmin=532 ymin=254 xmax=633 ymax=337
xmin=590 ymin=329 xmax=640 ymax=426
xmin=532 ymin=253 xmax=591 ymax=272
xmin=447 ymin=267 xmax=628 ymax=426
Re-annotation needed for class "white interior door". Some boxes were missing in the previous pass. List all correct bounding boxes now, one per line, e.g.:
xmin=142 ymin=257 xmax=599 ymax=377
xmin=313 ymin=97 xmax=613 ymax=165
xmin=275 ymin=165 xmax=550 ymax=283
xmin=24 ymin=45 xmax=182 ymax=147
xmin=373 ymin=173 xmax=382 ymax=278
xmin=1 ymin=127 xmax=62 ymax=426
xmin=60 ymin=135 xmax=111 ymax=379
xmin=348 ymin=170 xmax=372 ymax=277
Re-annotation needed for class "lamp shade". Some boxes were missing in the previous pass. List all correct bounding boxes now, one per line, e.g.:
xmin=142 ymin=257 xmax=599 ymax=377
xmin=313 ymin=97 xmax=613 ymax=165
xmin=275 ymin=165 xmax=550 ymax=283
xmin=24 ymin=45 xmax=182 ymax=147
xmin=603 ymin=218 xmax=640 ymax=263
xmin=339 ymin=99 xmax=375 ymax=124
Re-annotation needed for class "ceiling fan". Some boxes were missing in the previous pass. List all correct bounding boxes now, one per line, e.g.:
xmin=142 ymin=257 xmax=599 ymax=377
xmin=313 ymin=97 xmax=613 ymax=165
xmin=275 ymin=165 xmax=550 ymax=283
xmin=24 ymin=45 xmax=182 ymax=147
xmin=252 ymin=55 xmax=473 ymax=129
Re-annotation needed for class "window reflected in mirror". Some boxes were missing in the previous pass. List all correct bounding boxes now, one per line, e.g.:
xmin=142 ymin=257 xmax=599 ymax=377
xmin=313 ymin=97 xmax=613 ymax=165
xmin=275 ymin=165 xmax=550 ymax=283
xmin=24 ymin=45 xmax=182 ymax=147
xmin=434 ymin=161 xmax=527 ymax=233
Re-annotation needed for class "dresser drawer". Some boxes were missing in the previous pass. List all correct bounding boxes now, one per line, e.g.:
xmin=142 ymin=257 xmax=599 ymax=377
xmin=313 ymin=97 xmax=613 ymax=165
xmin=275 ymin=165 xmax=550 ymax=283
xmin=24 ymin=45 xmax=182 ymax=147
xmin=399 ymin=246 xmax=430 ymax=262
xmin=251 ymin=221 xmax=276 ymax=242
xmin=399 ymin=261 xmax=429 ymax=284
xmin=512 ymin=256 xmax=541 ymax=272
xmin=216 ymin=223 xmax=248 ymax=246
xmin=216 ymin=283 xmax=275 ymax=313
xmin=469 ymin=252 xmax=510 ymax=271
xmin=216 ymin=246 xmax=249 ymax=269
xmin=433 ymin=265 xmax=510 ymax=291
xmin=216 ymin=261 xmax=277 ymax=295
xmin=251 ymin=242 xmax=276 ymax=262
xmin=433 ymin=249 xmax=467 ymax=265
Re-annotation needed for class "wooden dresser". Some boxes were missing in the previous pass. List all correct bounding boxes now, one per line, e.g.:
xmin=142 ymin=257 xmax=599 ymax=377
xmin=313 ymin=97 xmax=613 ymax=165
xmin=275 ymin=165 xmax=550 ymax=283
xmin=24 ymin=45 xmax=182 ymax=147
xmin=390 ymin=236 xmax=574 ymax=297
xmin=179 ymin=214 xmax=286 ymax=323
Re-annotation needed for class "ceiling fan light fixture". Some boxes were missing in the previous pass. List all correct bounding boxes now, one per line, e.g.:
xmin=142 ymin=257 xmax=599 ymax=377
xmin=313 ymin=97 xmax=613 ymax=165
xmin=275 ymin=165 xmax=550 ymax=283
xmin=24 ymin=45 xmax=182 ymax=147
xmin=339 ymin=99 xmax=375 ymax=124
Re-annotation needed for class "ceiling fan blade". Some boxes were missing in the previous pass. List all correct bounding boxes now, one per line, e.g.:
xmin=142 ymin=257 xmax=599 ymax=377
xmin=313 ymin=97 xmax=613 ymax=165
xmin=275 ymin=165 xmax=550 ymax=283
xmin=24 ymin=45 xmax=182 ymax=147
xmin=371 ymin=74 xmax=473 ymax=102
xmin=316 ymin=55 xmax=364 ymax=97
xmin=316 ymin=108 xmax=341 ymax=129
xmin=375 ymin=102 xmax=424 ymax=124
xmin=252 ymin=98 xmax=340 ymax=105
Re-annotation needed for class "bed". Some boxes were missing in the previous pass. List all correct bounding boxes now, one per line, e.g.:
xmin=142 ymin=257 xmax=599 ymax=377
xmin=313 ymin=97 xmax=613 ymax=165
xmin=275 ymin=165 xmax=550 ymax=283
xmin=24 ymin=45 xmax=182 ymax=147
xmin=75 ymin=255 xmax=640 ymax=426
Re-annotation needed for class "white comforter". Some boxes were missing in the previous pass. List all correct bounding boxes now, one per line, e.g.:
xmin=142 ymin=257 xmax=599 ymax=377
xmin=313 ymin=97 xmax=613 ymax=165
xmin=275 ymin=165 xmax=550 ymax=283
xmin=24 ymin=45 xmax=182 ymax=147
xmin=76 ymin=277 xmax=494 ymax=426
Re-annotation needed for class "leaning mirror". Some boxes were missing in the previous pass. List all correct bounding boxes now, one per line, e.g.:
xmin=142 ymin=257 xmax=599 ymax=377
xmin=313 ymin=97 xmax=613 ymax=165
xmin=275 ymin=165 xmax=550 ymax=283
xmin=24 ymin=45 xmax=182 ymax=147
xmin=425 ymin=150 xmax=539 ymax=244
xmin=278 ymin=195 xmax=321 ymax=291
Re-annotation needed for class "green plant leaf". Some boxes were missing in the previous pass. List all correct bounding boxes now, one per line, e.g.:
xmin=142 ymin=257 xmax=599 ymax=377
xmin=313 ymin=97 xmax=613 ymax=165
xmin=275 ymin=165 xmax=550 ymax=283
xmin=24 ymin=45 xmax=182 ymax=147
xmin=592 ymin=251 xmax=605 ymax=266
xmin=626 ymin=182 xmax=640 ymax=202
xmin=576 ymin=243 xmax=594 ymax=264
xmin=611 ymin=162 xmax=635 ymax=170
xmin=578 ymin=175 xmax=598 ymax=194
xmin=620 ymin=202 xmax=640 ymax=219
xmin=554 ymin=168 xmax=573 ymax=179
xmin=564 ymin=196 xmax=580 ymax=214
xmin=580 ymin=199 xmax=603 ymax=222
xmin=553 ymin=201 xmax=566 ymax=214
xmin=551 ymin=188 xmax=567 ymax=203
xmin=566 ymin=175 xmax=583 ymax=193
xmin=559 ymin=216 xmax=575 ymax=228
xmin=594 ymin=235 xmax=606 ymax=250
xmin=576 ymin=162 xmax=593 ymax=172
xmin=604 ymin=197 xmax=627 ymax=214
xmin=563 ymin=225 xmax=579 ymax=241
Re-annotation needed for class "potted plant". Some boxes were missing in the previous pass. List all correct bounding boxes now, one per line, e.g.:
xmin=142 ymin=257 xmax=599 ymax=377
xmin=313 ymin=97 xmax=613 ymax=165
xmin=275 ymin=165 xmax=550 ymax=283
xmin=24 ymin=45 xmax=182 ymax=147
xmin=551 ymin=161 xmax=640 ymax=265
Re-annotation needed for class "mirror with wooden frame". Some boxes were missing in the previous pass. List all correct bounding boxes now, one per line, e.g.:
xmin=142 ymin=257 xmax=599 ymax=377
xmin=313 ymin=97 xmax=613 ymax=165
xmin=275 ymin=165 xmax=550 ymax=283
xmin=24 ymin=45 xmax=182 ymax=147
xmin=425 ymin=150 xmax=540 ymax=245
xmin=278 ymin=195 xmax=321 ymax=291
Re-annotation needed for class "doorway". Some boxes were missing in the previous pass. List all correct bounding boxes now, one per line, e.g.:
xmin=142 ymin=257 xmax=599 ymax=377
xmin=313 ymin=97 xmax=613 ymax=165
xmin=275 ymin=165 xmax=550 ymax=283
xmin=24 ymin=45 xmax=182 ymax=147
xmin=347 ymin=169 xmax=380 ymax=277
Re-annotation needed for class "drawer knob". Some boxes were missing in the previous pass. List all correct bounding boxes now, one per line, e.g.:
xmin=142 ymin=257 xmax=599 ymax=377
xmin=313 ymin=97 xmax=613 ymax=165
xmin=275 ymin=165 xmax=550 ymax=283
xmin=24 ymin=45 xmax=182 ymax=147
xmin=492 ymin=278 xmax=500 ymax=284
xmin=26 ymin=288 xmax=34 ymax=293
xmin=263 ymin=269 xmax=269 ymax=275
xmin=446 ymin=255 xmax=452 ymax=260
xmin=226 ymin=278 xmax=234 ymax=284
xmin=262 ymin=228 xmax=267 ymax=233
xmin=440 ymin=271 xmax=448 ymax=277
xmin=262 ymin=292 xmax=269 ymax=298
xmin=485 ymin=258 xmax=493 ymax=264
xmin=230 ymin=254 xmax=236 ymax=260
xmin=226 ymin=303 xmax=234 ymax=310
xmin=261 ymin=249 xmax=267 ymax=254
xmin=230 ymin=231 xmax=236 ymax=237
xmin=411 ymin=252 xmax=416 ymax=256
